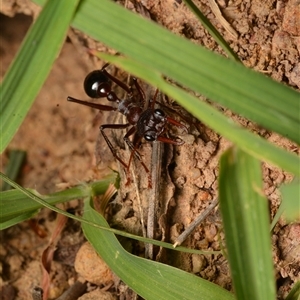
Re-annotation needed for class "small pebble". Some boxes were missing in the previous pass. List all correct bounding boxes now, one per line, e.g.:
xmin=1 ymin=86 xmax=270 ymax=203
xmin=75 ymin=242 xmax=114 ymax=285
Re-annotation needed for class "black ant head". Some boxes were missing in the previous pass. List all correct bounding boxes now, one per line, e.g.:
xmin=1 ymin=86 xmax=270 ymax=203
xmin=139 ymin=109 xmax=167 ymax=142
xmin=84 ymin=70 xmax=111 ymax=98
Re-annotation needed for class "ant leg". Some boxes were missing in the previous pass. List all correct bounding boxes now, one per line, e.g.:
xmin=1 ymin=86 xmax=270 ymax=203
xmin=123 ymin=127 xmax=142 ymax=160
xmin=149 ymin=89 xmax=159 ymax=109
xmin=132 ymin=78 xmax=146 ymax=107
xmin=101 ymin=69 xmax=132 ymax=95
xmin=124 ymin=130 xmax=152 ymax=187
xmin=67 ymin=97 xmax=117 ymax=112
xmin=97 ymin=55 xmax=132 ymax=94
xmin=100 ymin=123 xmax=131 ymax=170
xmin=124 ymin=130 xmax=148 ymax=171
xmin=166 ymin=116 xmax=188 ymax=133
xmin=129 ymin=143 xmax=152 ymax=188
xmin=100 ymin=52 xmax=121 ymax=71
xmin=155 ymin=98 xmax=197 ymax=132
xmin=101 ymin=62 xmax=110 ymax=70
xmin=100 ymin=123 xmax=149 ymax=186
xmin=157 ymin=135 xmax=185 ymax=146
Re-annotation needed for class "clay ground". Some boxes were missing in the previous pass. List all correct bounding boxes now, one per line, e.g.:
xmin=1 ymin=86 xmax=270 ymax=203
xmin=0 ymin=0 xmax=299 ymax=299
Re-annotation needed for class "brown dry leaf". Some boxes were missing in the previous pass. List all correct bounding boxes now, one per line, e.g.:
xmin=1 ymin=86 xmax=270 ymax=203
xmin=41 ymin=214 xmax=68 ymax=300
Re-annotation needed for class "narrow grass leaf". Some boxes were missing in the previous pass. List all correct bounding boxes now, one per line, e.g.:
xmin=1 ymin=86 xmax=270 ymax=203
xmin=271 ymin=180 xmax=300 ymax=229
xmin=92 ymin=54 xmax=300 ymax=176
xmin=0 ymin=210 xmax=39 ymax=230
xmin=0 ymin=0 xmax=80 ymax=153
xmin=82 ymin=197 xmax=235 ymax=300
xmin=280 ymin=181 xmax=300 ymax=222
xmin=183 ymin=0 xmax=240 ymax=61
xmin=219 ymin=147 xmax=276 ymax=300
xmin=0 ymin=172 xmax=117 ymax=225
xmin=1 ymin=150 xmax=26 ymax=191
xmin=285 ymin=281 xmax=300 ymax=300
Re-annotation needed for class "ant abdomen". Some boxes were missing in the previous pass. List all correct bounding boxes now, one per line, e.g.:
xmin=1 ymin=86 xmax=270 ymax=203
xmin=84 ymin=70 xmax=111 ymax=98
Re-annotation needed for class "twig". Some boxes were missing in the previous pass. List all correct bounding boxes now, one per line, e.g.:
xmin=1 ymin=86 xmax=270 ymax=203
xmin=146 ymin=141 xmax=163 ymax=259
xmin=207 ymin=0 xmax=238 ymax=39
xmin=173 ymin=197 xmax=219 ymax=247
xmin=55 ymin=281 xmax=87 ymax=300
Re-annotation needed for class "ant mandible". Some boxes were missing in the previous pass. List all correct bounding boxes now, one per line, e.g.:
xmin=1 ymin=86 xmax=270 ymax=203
xmin=67 ymin=63 xmax=186 ymax=187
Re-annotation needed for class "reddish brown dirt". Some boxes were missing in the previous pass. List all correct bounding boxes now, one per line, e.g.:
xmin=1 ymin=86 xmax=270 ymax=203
xmin=0 ymin=0 xmax=299 ymax=299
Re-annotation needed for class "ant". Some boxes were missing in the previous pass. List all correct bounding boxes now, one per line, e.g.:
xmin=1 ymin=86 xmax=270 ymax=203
xmin=67 ymin=63 xmax=186 ymax=187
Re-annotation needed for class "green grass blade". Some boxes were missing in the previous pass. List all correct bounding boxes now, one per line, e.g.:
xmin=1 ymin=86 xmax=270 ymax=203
xmin=0 ymin=0 xmax=80 ymax=153
xmin=271 ymin=180 xmax=300 ymax=230
xmin=91 ymin=54 xmax=300 ymax=176
xmin=279 ymin=181 xmax=300 ymax=222
xmin=0 ymin=173 xmax=117 ymax=224
xmin=68 ymin=0 xmax=299 ymax=144
xmin=0 ymin=210 xmax=39 ymax=230
xmin=285 ymin=281 xmax=300 ymax=300
xmin=1 ymin=150 xmax=26 ymax=191
xmin=82 ymin=197 xmax=235 ymax=300
xmin=31 ymin=0 xmax=300 ymax=144
xmin=183 ymin=0 xmax=240 ymax=61
xmin=219 ymin=147 xmax=276 ymax=300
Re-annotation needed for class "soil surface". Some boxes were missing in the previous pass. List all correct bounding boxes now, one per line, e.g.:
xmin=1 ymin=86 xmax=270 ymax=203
xmin=1 ymin=0 xmax=299 ymax=299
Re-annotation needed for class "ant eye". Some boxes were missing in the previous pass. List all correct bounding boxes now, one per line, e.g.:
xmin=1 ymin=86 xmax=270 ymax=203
xmin=154 ymin=109 xmax=165 ymax=117
xmin=144 ymin=134 xmax=156 ymax=142
xmin=84 ymin=70 xmax=110 ymax=98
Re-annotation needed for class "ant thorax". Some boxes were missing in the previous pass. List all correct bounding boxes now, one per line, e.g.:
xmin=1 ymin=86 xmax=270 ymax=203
xmin=117 ymin=99 xmax=143 ymax=125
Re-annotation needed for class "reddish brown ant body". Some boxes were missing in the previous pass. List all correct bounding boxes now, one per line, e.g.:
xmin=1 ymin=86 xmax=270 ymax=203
xmin=67 ymin=63 xmax=186 ymax=186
